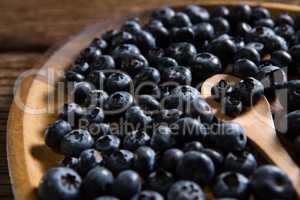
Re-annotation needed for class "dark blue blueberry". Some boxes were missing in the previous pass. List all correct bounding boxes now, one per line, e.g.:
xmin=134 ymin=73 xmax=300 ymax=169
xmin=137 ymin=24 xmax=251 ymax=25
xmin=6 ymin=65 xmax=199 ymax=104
xmin=174 ymin=117 xmax=207 ymax=142
xmin=134 ymin=146 xmax=156 ymax=175
xmin=38 ymin=167 xmax=81 ymax=200
xmin=166 ymin=42 xmax=197 ymax=65
xmin=170 ymin=27 xmax=194 ymax=43
xmin=254 ymin=18 xmax=275 ymax=28
xmin=82 ymin=166 xmax=114 ymax=199
xmin=105 ymin=72 xmax=132 ymax=93
xmin=167 ymin=181 xmax=205 ymax=200
xmin=235 ymin=22 xmax=252 ymax=37
xmin=199 ymin=148 xmax=224 ymax=172
xmin=161 ymin=65 xmax=192 ymax=85
xmin=213 ymin=172 xmax=250 ymax=200
xmin=234 ymin=47 xmax=261 ymax=65
xmin=123 ymin=130 xmax=151 ymax=151
xmin=84 ymin=106 xmax=104 ymax=124
xmin=150 ymin=125 xmax=175 ymax=152
xmin=246 ymin=42 xmax=264 ymax=55
xmin=145 ymin=169 xmax=175 ymax=195
xmin=112 ymin=44 xmax=140 ymax=56
xmin=106 ymin=149 xmax=134 ymax=173
xmin=152 ymin=109 xmax=182 ymax=124
xmin=211 ymin=80 xmax=234 ymax=101
xmin=237 ymin=77 xmax=264 ymax=107
xmin=275 ymin=24 xmax=295 ymax=41
xmin=87 ymin=70 xmax=106 ymax=89
xmin=60 ymin=129 xmax=94 ymax=157
xmin=193 ymin=23 xmax=215 ymax=46
xmin=73 ymin=81 xmax=94 ymax=106
xmin=72 ymin=62 xmax=91 ymax=76
xmin=211 ymin=17 xmax=230 ymax=36
xmin=251 ymin=7 xmax=271 ymax=21
xmin=289 ymin=44 xmax=300 ymax=65
xmin=183 ymin=141 xmax=203 ymax=152
xmin=155 ymin=57 xmax=178 ymax=71
xmin=125 ymin=106 xmax=152 ymax=130
xmin=161 ymin=148 xmax=184 ymax=172
xmin=104 ymin=91 xmax=134 ymax=116
xmin=59 ymin=157 xmax=79 ymax=170
xmin=44 ymin=120 xmax=72 ymax=152
xmin=230 ymin=4 xmax=252 ymax=23
xmin=132 ymin=190 xmax=163 ymax=200
xmin=211 ymin=6 xmax=230 ymax=19
xmin=59 ymin=103 xmax=84 ymax=126
xmin=114 ymin=52 xmax=148 ymax=75
xmin=212 ymin=122 xmax=247 ymax=152
xmin=146 ymin=20 xmax=170 ymax=48
xmin=112 ymin=170 xmax=141 ymax=199
xmin=121 ymin=19 xmax=141 ymax=33
xmin=224 ymin=151 xmax=257 ymax=176
xmin=76 ymin=46 xmax=102 ymax=65
xmin=78 ymin=149 xmax=103 ymax=176
xmin=184 ymin=5 xmax=210 ymax=23
xmin=90 ymin=38 xmax=108 ymax=52
xmin=95 ymin=135 xmax=120 ymax=153
xmin=176 ymin=151 xmax=215 ymax=185
xmin=132 ymin=30 xmax=156 ymax=53
xmin=136 ymin=95 xmax=160 ymax=112
xmin=111 ymin=31 xmax=135 ymax=48
xmin=134 ymin=67 xmax=161 ymax=94
xmin=263 ymin=34 xmax=287 ymax=53
xmin=151 ymin=7 xmax=175 ymax=27
xmin=89 ymin=90 xmax=109 ymax=108
xmin=271 ymin=50 xmax=292 ymax=67
xmin=276 ymin=13 xmax=294 ymax=26
xmin=169 ymin=12 xmax=192 ymax=28
xmin=222 ymin=95 xmax=243 ymax=117
xmin=251 ymin=165 xmax=294 ymax=200
xmin=282 ymin=110 xmax=300 ymax=139
xmin=232 ymin=59 xmax=259 ymax=78
xmin=65 ymin=70 xmax=85 ymax=82
xmin=190 ymin=52 xmax=222 ymax=80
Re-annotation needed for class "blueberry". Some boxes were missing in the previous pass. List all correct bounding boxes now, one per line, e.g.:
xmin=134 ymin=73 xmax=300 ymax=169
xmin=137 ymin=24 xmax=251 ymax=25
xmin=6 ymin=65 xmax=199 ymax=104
xmin=132 ymin=30 xmax=156 ymax=53
xmin=94 ymin=196 xmax=119 ymax=200
xmin=170 ymin=27 xmax=194 ymax=43
xmin=190 ymin=52 xmax=222 ymax=80
xmin=167 ymin=180 xmax=205 ymax=200
xmin=246 ymin=42 xmax=264 ymax=55
xmin=121 ymin=19 xmax=141 ymax=33
xmin=134 ymin=67 xmax=161 ymax=93
xmin=112 ymin=44 xmax=140 ymax=56
xmin=230 ymin=4 xmax=252 ymax=23
xmin=213 ymin=172 xmax=250 ymax=200
xmin=211 ymin=17 xmax=230 ymax=36
xmin=72 ymin=81 xmax=93 ymax=106
xmin=212 ymin=122 xmax=247 ymax=152
xmin=125 ymin=106 xmax=152 ymax=129
xmin=152 ymin=109 xmax=182 ymax=124
xmin=72 ymin=62 xmax=91 ymax=76
xmin=112 ymin=170 xmax=141 ymax=199
xmin=252 ymin=7 xmax=271 ymax=21
xmin=114 ymin=52 xmax=148 ymax=75
xmin=166 ymin=42 xmax=197 ymax=65
xmin=134 ymin=146 xmax=156 ymax=175
xmin=90 ymin=55 xmax=115 ymax=71
xmin=150 ymin=125 xmax=175 ymax=152
xmin=237 ymin=77 xmax=264 ymax=107
xmin=184 ymin=5 xmax=210 ymax=23
xmin=235 ymin=22 xmax=252 ymax=37
xmin=111 ymin=31 xmax=135 ymax=48
xmin=146 ymin=20 xmax=170 ymax=48
xmin=183 ymin=141 xmax=203 ymax=152
xmin=271 ymin=50 xmax=292 ymax=67
xmin=222 ymin=95 xmax=243 ymax=117
xmin=275 ymin=24 xmax=295 ymax=41
xmin=155 ymin=57 xmax=178 ymax=71
xmin=59 ymin=103 xmax=84 ymax=126
xmin=106 ymin=149 xmax=134 ymax=173
xmin=282 ymin=110 xmax=300 ymax=139
xmin=174 ymin=117 xmax=207 ymax=142
xmin=89 ymin=123 xmax=112 ymax=140
xmin=176 ymin=151 xmax=215 ymax=184
xmin=60 ymin=129 xmax=94 ymax=157
xmin=208 ymin=35 xmax=237 ymax=65
xmin=82 ymin=166 xmax=114 ymax=199
xmin=145 ymin=169 xmax=175 ymax=195
xmin=161 ymin=148 xmax=184 ymax=172
xmin=105 ymin=91 xmax=134 ymax=116
xmin=211 ymin=80 xmax=234 ymax=101
xmin=90 ymin=38 xmax=108 ymax=52
xmin=84 ymin=106 xmax=104 ymax=124
xmin=136 ymin=95 xmax=160 ymax=112
xmin=161 ymin=65 xmax=192 ymax=85
xmin=251 ymin=165 xmax=294 ymax=200
xmin=199 ymin=148 xmax=224 ymax=172
xmin=193 ymin=22 xmax=215 ymax=45
xmin=123 ymin=130 xmax=151 ymax=151
xmin=254 ymin=18 xmax=275 ymax=28
xmin=289 ymin=44 xmax=300 ymax=65
xmin=44 ymin=120 xmax=72 ymax=152
xmin=169 ymin=12 xmax=192 ymax=28
xmin=87 ymin=70 xmax=106 ymax=89
xmin=38 ymin=167 xmax=82 ymax=200
xmin=78 ymin=149 xmax=103 ymax=176
xmin=151 ymin=7 xmax=175 ymax=27
xmin=95 ymin=135 xmax=120 ymax=153
xmin=234 ymin=47 xmax=261 ymax=65
xmin=276 ymin=13 xmax=295 ymax=26
xmin=132 ymin=190 xmax=164 ymax=200
xmin=77 ymin=46 xmax=102 ymax=65
xmin=101 ymin=30 xmax=118 ymax=45
xmin=211 ymin=6 xmax=230 ymax=19
xmin=245 ymin=26 xmax=274 ymax=43
xmin=264 ymin=34 xmax=287 ymax=53
xmin=224 ymin=151 xmax=257 ymax=176
xmin=89 ymin=90 xmax=109 ymax=108
xmin=105 ymin=72 xmax=132 ymax=93
xmin=65 ymin=70 xmax=85 ymax=82
xmin=232 ymin=59 xmax=259 ymax=78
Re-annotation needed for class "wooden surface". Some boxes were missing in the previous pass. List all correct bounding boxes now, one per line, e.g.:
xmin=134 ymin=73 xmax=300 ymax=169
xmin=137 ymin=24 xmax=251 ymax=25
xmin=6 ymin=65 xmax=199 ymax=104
xmin=1 ymin=1 xmax=300 ymax=200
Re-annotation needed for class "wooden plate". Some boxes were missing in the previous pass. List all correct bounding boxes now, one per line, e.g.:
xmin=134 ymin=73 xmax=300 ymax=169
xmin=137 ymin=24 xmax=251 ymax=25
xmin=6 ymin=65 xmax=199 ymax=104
xmin=7 ymin=1 xmax=300 ymax=200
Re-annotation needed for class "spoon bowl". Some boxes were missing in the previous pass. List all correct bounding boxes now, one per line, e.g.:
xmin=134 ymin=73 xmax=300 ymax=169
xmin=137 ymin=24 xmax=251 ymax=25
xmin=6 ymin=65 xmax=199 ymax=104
xmin=201 ymin=74 xmax=300 ymax=197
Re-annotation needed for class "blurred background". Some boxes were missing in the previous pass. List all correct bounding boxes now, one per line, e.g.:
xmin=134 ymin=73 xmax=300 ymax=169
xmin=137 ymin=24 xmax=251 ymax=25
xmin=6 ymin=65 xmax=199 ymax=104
xmin=0 ymin=0 xmax=299 ymax=199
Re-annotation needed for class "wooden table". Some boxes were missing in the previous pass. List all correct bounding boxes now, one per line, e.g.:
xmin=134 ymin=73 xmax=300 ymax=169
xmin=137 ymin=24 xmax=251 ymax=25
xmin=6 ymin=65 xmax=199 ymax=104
xmin=1 ymin=0 xmax=299 ymax=199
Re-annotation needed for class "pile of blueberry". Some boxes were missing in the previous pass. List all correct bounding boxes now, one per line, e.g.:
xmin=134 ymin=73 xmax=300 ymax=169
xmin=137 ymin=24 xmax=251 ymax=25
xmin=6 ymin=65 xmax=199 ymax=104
xmin=38 ymin=4 xmax=300 ymax=200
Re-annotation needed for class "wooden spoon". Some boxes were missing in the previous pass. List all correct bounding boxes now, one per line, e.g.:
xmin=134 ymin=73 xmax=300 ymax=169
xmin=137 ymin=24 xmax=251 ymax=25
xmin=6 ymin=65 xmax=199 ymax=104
xmin=201 ymin=74 xmax=300 ymax=197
